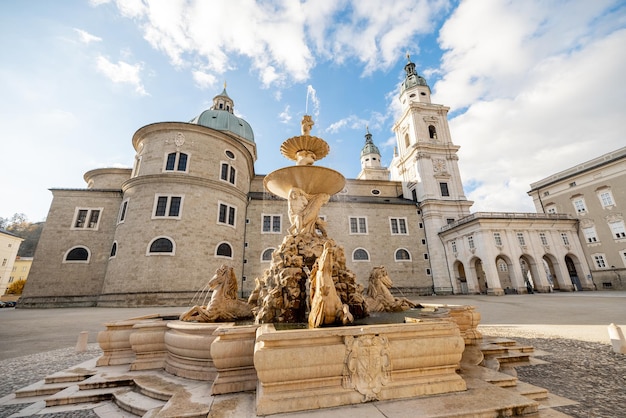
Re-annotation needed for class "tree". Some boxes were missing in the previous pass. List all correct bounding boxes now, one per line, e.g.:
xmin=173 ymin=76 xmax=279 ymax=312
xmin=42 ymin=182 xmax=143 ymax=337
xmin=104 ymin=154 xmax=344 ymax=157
xmin=6 ymin=279 xmax=26 ymax=295
xmin=1 ymin=213 xmax=44 ymax=257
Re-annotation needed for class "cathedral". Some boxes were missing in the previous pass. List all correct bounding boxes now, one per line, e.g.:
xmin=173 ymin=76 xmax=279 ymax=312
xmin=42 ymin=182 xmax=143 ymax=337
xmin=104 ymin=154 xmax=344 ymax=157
xmin=19 ymin=58 xmax=593 ymax=308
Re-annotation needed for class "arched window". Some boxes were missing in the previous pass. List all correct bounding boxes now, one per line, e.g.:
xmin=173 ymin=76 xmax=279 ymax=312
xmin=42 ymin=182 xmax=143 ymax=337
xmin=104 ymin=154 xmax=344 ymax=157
xmin=110 ymin=242 xmax=117 ymax=258
xmin=395 ymin=249 xmax=411 ymax=261
xmin=149 ymin=237 xmax=174 ymax=254
xmin=261 ymin=248 xmax=274 ymax=262
xmin=64 ymin=246 xmax=89 ymax=262
xmin=216 ymin=242 xmax=233 ymax=258
xmin=352 ymin=248 xmax=370 ymax=261
xmin=428 ymin=125 xmax=437 ymax=139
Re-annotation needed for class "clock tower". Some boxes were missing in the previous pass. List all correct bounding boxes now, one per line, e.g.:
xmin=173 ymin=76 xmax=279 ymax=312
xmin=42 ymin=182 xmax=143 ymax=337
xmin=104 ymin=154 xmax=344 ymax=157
xmin=390 ymin=55 xmax=473 ymax=294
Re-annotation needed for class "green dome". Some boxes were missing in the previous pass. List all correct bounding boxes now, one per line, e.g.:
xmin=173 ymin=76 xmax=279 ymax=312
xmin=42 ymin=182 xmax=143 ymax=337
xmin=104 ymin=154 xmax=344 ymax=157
xmin=401 ymin=55 xmax=429 ymax=94
xmin=190 ymin=110 xmax=255 ymax=143
xmin=361 ymin=130 xmax=380 ymax=157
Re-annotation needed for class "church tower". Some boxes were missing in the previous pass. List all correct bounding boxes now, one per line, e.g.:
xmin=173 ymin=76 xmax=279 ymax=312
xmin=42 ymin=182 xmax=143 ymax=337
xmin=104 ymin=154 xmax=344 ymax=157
xmin=357 ymin=128 xmax=390 ymax=180
xmin=390 ymin=55 xmax=473 ymax=294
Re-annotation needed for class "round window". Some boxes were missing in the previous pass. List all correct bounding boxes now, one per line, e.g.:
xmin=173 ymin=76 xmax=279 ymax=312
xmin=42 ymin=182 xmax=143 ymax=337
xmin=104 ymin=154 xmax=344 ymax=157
xmin=371 ymin=189 xmax=380 ymax=195
xmin=225 ymin=150 xmax=235 ymax=159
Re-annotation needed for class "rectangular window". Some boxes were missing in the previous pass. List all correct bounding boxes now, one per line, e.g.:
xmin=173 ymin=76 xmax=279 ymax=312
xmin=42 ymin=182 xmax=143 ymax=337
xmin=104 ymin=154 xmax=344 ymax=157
xmin=517 ymin=232 xmax=526 ymax=246
xmin=177 ymin=153 xmax=188 ymax=171
xmin=593 ymin=254 xmax=607 ymax=269
xmin=493 ymin=232 xmax=502 ymax=246
xmin=390 ymin=217 xmax=408 ymax=235
xmin=468 ymin=235 xmax=475 ymax=249
xmin=262 ymin=215 xmax=281 ymax=233
xmin=446 ymin=218 xmax=455 ymax=224
xmin=220 ymin=163 xmax=229 ymax=181
xmin=72 ymin=208 xmax=102 ymax=229
xmin=599 ymin=191 xmax=614 ymax=207
xmin=583 ymin=227 xmax=598 ymax=243
xmin=609 ymin=221 xmax=626 ymax=239
xmin=439 ymin=182 xmax=449 ymax=197
xmin=218 ymin=202 xmax=236 ymax=226
xmin=451 ymin=240 xmax=457 ymax=253
xmin=561 ymin=232 xmax=570 ymax=246
xmin=118 ymin=200 xmax=129 ymax=223
xmin=573 ymin=199 xmax=586 ymax=214
xmin=621 ymin=250 xmax=626 ymax=268
xmin=166 ymin=153 xmax=176 ymax=171
xmin=153 ymin=195 xmax=183 ymax=218
xmin=546 ymin=206 xmax=557 ymax=214
xmin=539 ymin=232 xmax=548 ymax=246
xmin=349 ymin=217 xmax=367 ymax=234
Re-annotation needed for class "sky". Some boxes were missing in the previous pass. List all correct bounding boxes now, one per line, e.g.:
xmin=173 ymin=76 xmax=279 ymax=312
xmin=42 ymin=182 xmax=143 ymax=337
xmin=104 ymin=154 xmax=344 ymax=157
xmin=1 ymin=0 xmax=625 ymax=223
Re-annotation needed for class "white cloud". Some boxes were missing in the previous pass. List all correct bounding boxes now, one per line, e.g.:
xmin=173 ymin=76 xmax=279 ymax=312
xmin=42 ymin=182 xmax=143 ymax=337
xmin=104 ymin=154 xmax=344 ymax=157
xmin=74 ymin=28 xmax=102 ymax=44
xmin=105 ymin=0 xmax=449 ymax=88
xmin=192 ymin=70 xmax=217 ymax=89
xmin=435 ymin=0 xmax=626 ymax=212
xmin=96 ymin=56 xmax=148 ymax=96
xmin=326 ymin=115 xmax=369 ymax=134
xmin=279 ymin=105 xmax=292 ymax=124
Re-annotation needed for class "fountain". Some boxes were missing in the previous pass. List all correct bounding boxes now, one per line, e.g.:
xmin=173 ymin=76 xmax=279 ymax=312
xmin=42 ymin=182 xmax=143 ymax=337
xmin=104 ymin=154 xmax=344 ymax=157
xmin=15 ymin=116 xmax=566 ymax=417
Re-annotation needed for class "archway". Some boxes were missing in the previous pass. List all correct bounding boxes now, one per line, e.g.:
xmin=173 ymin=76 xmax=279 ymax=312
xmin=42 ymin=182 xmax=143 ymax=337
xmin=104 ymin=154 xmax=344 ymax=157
xmin=454 ymin=261 xmax=468 ymax=294
xmin=565 ymin=255 xmax=583 ymax=291
xmin=542 ymin=255 xmax=558 ymax=291
xmin=495 ymin=255 xmax=514 ymax=294
xmin=473 ymin=258 xmax=487 ymax=294
xmin=519 ymin=255 xmax=539 ymax=294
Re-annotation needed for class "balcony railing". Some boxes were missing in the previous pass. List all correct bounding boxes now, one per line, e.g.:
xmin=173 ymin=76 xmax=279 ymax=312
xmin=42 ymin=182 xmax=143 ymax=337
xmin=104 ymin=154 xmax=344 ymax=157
xmin=440 ymin=212 xmax=573 ymax=233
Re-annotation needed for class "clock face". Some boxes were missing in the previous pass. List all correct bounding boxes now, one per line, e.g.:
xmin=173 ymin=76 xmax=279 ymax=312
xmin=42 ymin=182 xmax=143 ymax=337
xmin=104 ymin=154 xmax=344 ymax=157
xmin=433 ymin=158 xmax=446 ymax=172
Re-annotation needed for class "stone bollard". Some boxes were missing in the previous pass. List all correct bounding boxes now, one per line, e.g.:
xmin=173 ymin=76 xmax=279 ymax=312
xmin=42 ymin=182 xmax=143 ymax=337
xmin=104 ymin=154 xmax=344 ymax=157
xmin=75 ymin=331 xmax=89 ymax=352
xmin=608 ymin=323 xmax=626 ymax=354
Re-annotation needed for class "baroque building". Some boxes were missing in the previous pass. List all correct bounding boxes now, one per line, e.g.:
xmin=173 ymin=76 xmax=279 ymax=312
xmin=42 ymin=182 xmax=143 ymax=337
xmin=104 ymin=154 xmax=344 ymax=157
xmin=528 ymin=146 xmax=626 ymax=290
xmin=20 ymin=59 xmax=594 ymax=308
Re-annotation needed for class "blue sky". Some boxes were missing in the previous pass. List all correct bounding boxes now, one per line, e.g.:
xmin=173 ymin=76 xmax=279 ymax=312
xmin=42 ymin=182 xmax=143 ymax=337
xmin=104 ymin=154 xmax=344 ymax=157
xmin=1 ymin=0 xmax=625 ymax=223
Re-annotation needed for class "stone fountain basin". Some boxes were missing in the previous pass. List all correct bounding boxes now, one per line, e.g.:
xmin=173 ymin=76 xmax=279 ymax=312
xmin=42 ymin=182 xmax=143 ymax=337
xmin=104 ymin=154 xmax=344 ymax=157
xmin=263 ymin=165 xmax=346 ymax=199
xmin=254 ymin=319 xmax=466 ymax=415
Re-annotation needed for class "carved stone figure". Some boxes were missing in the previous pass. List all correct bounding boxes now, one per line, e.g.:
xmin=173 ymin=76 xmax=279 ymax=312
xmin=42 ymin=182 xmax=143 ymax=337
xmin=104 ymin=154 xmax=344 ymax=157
xmin=309 ymin=241 xmax=353 ymax=327
xmin=364 ymin=266 xmax=419 ymax=312
xmin=287 ymin=187 xmax=330 ymax=236
xmin=180 ymin=265 xmax=253 ymax=322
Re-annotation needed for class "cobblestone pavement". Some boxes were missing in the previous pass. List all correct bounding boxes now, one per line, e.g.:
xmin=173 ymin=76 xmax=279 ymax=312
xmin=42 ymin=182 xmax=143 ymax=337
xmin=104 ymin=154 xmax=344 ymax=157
xmin=0 ymin=344 xmax=101 ymax=418
xmin=482 ymin=328 xmax=626 ymax=418
xmin=1 ymin=332 xmax=625 ymax=417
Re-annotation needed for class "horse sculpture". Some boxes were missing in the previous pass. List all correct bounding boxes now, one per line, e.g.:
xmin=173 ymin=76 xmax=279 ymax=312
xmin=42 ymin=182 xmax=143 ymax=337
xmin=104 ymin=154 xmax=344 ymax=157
xmin=308 ymin=241 xmax=353 ymax=327
xmin=364 ymin=266 xmax=419 ymax=312
xmin=180 ymin=265 xmax=253 ymax=322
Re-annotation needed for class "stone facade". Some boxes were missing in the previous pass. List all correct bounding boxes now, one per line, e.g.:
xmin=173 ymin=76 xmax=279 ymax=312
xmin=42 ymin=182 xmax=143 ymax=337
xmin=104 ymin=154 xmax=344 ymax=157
xmin=528 ymin=146 xmax=626 ymax=290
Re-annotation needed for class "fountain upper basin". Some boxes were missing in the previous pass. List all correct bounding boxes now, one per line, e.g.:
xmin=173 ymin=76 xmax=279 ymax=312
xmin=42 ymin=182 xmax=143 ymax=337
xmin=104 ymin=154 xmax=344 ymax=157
xmin=263 ymin=165 xmax=346 ymax=199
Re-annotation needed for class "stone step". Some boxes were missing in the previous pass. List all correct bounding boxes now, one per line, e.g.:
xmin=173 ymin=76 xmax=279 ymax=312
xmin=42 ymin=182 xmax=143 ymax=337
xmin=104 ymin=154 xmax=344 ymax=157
xmin=78 ymin=374 xmax=136 ymax=390
xmin=113 ymin=389 xmax=166 ymax=417
xmin=482 ymin=336 xmax=519 ymax=347
xmin=15 ymin=380 xmax=75 ymax=398
xmin=44 ymin=384 xmax=128 ymax=407
xmin=461 ymin=364 xmax=518 ymax=388
xmin=508 ymin=381 xmax=549 ymax=401
xmin=133 ymin=373 xmax=192 ymax=402
xmin=44 ymin=370 xmax=95 ymax=384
